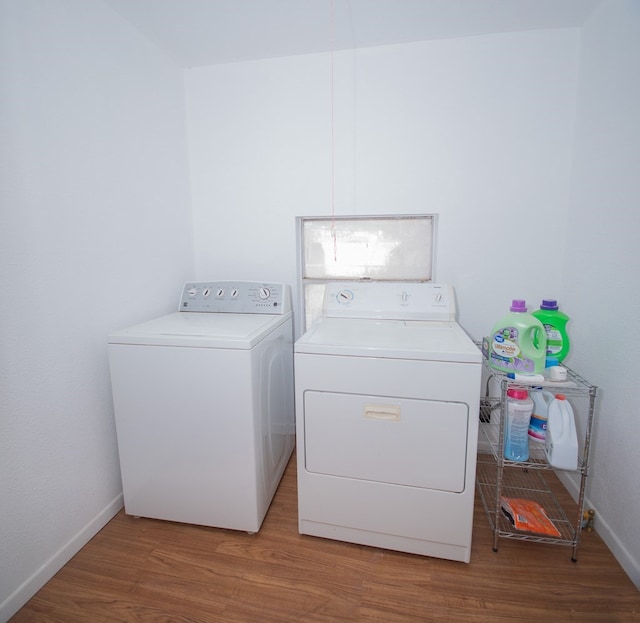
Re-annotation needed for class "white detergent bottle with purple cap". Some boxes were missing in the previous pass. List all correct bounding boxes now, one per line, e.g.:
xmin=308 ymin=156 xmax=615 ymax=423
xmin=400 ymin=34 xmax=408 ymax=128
xmin=489 ymin=300 xmax=547 ymax=374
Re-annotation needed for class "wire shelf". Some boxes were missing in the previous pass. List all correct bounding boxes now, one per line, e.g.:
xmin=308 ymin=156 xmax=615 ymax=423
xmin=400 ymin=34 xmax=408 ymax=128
xmin=476 ymin=356 xmax=598 ymax=560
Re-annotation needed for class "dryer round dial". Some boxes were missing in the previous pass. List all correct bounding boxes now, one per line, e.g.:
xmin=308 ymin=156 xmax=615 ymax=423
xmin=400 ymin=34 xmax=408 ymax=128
xmin=336 ymin=289 xmax=354 ymax=304
xmin=258 ymin=287 xmax=271 ymax=300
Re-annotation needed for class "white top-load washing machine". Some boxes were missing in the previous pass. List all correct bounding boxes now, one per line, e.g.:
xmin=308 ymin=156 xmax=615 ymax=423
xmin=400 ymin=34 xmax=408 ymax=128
xmin=295 ymin=281 xmax=481 ymax=562
xmin=108 ymin=281 xmax=294 ymax=533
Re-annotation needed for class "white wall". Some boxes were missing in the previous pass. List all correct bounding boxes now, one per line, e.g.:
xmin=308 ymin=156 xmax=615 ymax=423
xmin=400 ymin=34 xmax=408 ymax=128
xmin=2 ymin=4 xmax=638 ymax=620
xmin=0 ymin=0 xmax=194 ymax=619
xmin=562 ymin=0 xmax=640 ymax=588
xmin=187 ymin=18 xmax=640 ymax=589
xmin=186 ymin=28 xmax=580 ymax=339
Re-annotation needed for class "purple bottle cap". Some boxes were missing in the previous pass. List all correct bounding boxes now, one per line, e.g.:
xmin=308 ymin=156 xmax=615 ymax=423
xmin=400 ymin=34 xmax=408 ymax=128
xmin=510 ymin=299 xmax=527 ymax=312
xmin=540 ymin=299 xmax=559 ymax=310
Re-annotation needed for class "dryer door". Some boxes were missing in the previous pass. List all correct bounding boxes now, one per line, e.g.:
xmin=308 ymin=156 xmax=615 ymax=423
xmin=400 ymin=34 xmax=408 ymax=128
xmin=303 ymin=391 xmax=469 ymax=493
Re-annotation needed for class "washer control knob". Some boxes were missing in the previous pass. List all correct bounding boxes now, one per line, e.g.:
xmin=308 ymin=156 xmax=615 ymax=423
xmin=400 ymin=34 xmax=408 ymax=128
xmin=258 ymin=287 xmax=271 ymax=300
xmin=231 ymin=288 xmax=239 ymax=299
xmin=216 ymin=288 xmax=225 ymax=298
xmin=202 ymin=288 xmax=211 ymax=298
xmin=188 ymin=287 xmax=197 ymax=297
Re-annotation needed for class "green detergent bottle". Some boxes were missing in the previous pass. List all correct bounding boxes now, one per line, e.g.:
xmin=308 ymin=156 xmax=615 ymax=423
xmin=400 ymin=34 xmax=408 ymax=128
xmin=489 ymin=299 xmax=547 ymax=374
xmin=532 ymin=299 xmax=571 ymax=362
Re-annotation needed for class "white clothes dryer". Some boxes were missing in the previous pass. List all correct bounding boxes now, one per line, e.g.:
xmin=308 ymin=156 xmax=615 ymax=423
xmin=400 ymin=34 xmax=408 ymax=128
xmin=108 ymin=281 xmax=294 ymax=533
xmin=295 ymin=281 xmax=481 ymax=562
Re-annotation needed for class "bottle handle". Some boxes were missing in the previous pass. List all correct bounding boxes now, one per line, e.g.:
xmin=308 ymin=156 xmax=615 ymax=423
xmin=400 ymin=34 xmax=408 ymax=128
xmin=541 ymin=389 xmax=554 ymax=404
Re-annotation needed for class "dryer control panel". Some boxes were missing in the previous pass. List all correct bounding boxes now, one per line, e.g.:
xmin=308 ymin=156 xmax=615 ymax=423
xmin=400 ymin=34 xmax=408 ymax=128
xmin=323 ymin=281 xmax=456 ymax=321
xmin=179 ymin=281 xmax=290 ymax=314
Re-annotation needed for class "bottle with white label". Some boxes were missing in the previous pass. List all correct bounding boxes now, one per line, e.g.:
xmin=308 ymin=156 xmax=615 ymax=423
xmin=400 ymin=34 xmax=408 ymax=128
xmin=504 ymin=388 xmax=533 ymax=462
xmin=528 ymin=390 xmax=554 ymax=444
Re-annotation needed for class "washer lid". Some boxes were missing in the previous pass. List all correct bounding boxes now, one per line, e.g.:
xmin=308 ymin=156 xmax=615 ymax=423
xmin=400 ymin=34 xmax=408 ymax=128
xmin=295 ymin=317 xmax=481 ymax=363
xmin=109 ymin=311 xmax=290 ymax=349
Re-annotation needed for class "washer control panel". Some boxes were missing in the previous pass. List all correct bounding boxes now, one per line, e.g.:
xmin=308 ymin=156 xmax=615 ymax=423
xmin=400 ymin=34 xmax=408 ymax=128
xmin=324 ymin=281 xmax=455 ymax=321
xmin=179 ymin=281 xmax=289 ymax=314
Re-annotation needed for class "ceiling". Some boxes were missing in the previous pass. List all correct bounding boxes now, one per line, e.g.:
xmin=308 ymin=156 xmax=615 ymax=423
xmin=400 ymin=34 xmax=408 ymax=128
xmin=104 ymin=0 xmax=601 ymax=68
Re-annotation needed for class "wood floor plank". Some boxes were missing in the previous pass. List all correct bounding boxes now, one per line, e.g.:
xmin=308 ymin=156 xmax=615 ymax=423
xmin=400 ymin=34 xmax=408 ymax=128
xmin=10 ymin=451 xmax=640 ymax=622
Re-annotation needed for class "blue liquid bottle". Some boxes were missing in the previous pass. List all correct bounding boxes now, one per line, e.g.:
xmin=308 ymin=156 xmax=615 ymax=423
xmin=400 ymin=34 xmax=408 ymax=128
xmin=504 ymin=388 xmax=533 ymax=462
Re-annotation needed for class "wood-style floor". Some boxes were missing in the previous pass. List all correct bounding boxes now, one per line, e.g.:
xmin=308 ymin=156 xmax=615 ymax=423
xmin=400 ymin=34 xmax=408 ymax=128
xmin=11 ymin=453 xmax=639 ymax=623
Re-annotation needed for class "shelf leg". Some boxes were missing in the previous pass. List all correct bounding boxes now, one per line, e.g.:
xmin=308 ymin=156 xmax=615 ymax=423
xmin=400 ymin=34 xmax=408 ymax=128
xmin=492 ymin=381 xmax=508 ymax=553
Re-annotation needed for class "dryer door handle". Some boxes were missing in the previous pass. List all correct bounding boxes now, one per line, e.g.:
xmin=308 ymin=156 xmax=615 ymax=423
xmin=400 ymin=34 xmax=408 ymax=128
xmin=363 ymin=404 xmax=401 ymax=422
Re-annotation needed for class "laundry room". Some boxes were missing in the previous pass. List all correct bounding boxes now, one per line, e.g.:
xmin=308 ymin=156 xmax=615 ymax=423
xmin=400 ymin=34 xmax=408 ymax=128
xmin=1 ymin=0 xmax=639 ymax=620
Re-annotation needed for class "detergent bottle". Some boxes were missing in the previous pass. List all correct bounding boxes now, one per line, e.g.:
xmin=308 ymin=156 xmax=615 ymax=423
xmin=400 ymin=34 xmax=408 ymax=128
xmin=532 ymin=299 xmax=571 ymax=363
xmin=528 ymin=390 xmax=554 ymax=445
xmin=504 ymin=388 xmax=533 ymax=462
xmin=545 ymin=394 xmax=579 ymax=470
xmin=489 ymin=300 xmax=547 ymax=374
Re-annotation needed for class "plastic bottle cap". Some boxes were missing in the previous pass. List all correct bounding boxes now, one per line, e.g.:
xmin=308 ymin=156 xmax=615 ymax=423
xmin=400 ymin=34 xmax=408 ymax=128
xmin=510 ymin=299 xmax=527 ymax=313
xmin=507 ymin=388 xmax=529 ymax=400
xmin=555 ymin=394 xmax=566 ymax=400
xmin=540 ymin=299 xmax=559 ymax=310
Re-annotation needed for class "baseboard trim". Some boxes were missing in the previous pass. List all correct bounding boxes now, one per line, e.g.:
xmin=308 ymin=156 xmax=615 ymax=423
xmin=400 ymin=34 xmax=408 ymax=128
xmin=556 ymin=470 xmax=639 ymax=590
xmin=0 ymin=493 xmax=123 ymax=623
